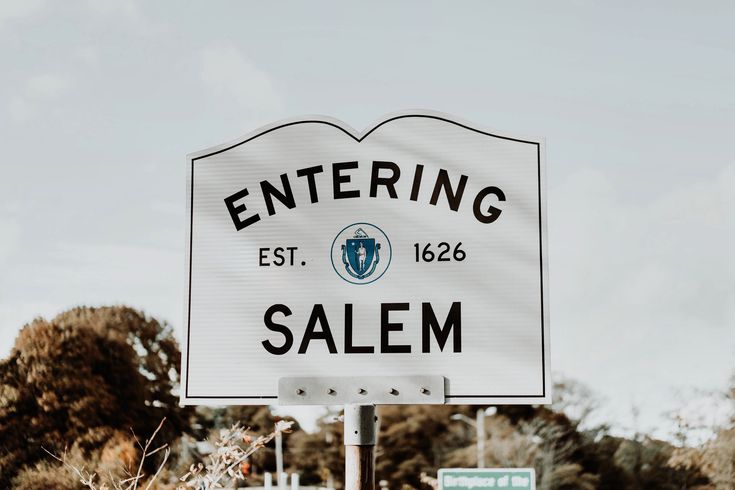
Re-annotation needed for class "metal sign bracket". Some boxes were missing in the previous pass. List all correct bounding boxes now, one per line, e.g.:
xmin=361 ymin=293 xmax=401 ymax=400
xmin=278 ymin=375 xmax=445 ymax=405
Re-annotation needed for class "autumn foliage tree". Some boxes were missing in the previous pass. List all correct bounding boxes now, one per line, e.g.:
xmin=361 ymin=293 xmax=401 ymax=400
xmin=0 ymin=306 xmax=191 ymax=487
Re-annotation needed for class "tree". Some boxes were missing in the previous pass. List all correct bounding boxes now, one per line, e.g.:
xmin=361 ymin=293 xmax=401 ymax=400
xmin=552 ymin=376 xmax=603 ymax=430
xmin=0 ymin=306 xmax=191 ymax=487
xmin=668 ymin=374 xmax=735 ymax=489
xmin=286 ymin=408 xmax=344 ymax=487
xmin=373 ymin=403 xmax=604 ymax=489
xmin=376 ymin=404 xmax=477 ymax=487
xmin=701 ymin=374 xmax=735 ymax=488
xmin=700 ymin=428 xmax=735 ymax=489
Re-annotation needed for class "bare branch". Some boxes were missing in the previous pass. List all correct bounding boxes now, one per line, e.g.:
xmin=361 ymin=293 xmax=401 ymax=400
xmin=132 ymin=417 xmax=167 ymax=490
xmin=144 ymin=447 xmax=171 ymax=490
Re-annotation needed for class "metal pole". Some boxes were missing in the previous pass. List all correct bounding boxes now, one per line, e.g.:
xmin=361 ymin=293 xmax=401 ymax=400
xmin=344 ymin=405 xmax=377 ymax=490
xmin=476 ymin=408 xmax=485 ymax=468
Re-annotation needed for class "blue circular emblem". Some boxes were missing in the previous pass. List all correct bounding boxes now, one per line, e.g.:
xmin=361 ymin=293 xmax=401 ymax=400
xmin=330 ymin=222 xmax=392 ymax=285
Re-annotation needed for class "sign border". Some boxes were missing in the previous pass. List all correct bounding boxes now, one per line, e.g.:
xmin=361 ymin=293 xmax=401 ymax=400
xmin=181 ymin=110 xmax=549 ymax=404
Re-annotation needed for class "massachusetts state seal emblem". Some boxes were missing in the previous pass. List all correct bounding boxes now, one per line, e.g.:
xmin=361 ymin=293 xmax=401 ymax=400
xmin=330 ymin=223 xmax=391 ymax=284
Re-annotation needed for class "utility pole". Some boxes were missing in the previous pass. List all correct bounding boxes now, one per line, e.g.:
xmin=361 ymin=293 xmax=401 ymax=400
xmin=344 ymin=405 xmax=377 ymax=490
xmin=476 ymin=408 xmax=485 ymax=468
xmin=450 ymin=407 xmax=496 ymax=469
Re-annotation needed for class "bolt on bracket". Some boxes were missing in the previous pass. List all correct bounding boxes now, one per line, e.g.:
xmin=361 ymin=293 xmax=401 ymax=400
xmin=278 ymin=375 xmax=446 ymax=405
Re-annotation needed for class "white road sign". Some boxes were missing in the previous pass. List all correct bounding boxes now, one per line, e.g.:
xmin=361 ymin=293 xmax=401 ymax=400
xmin=181 ymin=111 xmax=549 ymax=405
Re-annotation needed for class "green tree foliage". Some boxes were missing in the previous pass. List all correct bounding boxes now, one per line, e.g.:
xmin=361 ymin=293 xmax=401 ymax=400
xmin=377 ymin=404 xmax=474 ymax=487
xmin=286 ymin=408 xmax=344 ymax=487
xmin=596 ymin=435 xmax=708 ymax=489
xmin=0 ymin=306 xmax=192 ymax=487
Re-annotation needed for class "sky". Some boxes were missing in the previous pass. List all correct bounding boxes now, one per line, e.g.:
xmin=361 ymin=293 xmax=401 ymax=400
xmin=1 ymin=1 xmax=734 ymax=437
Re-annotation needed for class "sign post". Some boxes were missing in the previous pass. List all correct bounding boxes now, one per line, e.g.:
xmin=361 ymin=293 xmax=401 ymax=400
xmin=181 ymin=111 xmax=549 ymax=487
xmin=344 ymin=405 xmax=377 ymax=490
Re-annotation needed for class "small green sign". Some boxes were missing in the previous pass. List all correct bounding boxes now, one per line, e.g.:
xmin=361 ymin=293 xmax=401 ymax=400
xmin=439 ymin=468 xmax=535 ymax=490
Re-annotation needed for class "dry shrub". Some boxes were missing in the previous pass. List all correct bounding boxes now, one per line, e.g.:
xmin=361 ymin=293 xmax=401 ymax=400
xmin=38 ymin=418 xmax=293 ymax=490
xmin=12 ymin=447 xmax=86 ymax=489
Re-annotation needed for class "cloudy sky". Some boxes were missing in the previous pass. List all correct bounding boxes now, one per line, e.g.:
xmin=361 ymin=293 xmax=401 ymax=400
xmin=1 ymin=1 xmax=733 ymax=436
